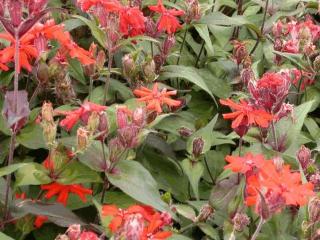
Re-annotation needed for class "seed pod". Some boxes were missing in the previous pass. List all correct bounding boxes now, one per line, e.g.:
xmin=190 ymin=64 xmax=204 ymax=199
xmin=122 ymin=54 xmax=136 ymax=79
xmin=41 ymin=102 xmax=54 ymax=122
xmin=195 ymin=203 xmax=214 ymax=222
xmin=42 ymin=121 xmax=57 ymax=148
xmin=142 ymin=58 xmax=156 ymax=82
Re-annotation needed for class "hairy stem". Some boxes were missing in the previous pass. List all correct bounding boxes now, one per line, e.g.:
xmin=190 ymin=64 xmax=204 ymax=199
xmin=14 ymin=30 xmax=20 ymax=111
xmin=271 ymin=121 xmax=278 ymax=151
xmin=176 ymin=27 xmax=188 ymax=65
xmin=103 ymin=50 xmax=113 ymax=105
xmin=250 ymin=0 xmax=269 ymax=55
xmin=2 ymin=132 xmax=16 ymax=223
xmin=204 ymin=155 xmax=215 ymax=184
xmin=251 ymin=217 xmax=265 ymax=240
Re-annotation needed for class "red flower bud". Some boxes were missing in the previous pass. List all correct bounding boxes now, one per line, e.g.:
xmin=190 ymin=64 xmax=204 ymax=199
xmin=9 ymin=0 xmax=23 ymax=27
xmin=296 ymin=145 xmax=312 ymax=170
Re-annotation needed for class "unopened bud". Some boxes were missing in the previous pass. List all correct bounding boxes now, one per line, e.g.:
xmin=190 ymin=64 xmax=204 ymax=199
xmin=77 ymin=127 xmax=90 ymax=152
xmin=116 ymin=108 xmax=129 ymax=129
xmin=184 ymin=0 xmax=201 ymax=24
xmin=162 ymin=35 xmax=176 ymax=56
xmin=232 ymin=40 xmax=248 ymax=65
xmin=272 ymin=21 xmax=283 ymax=37
xmin=232 ymin=213 xmax=250 ymax=232
xmin=119 ymin=213 xmax=144 ymax=240
xmin=118 ymin=124 xmax=140 ymax=149
xmin=192 ymin=137 xmax=204 ymax=158
xmin=108 ymin=138 xmax=125 ymax=163
xmin=122 ymin=54 xmax=136 ymax=79
xmin=66 ymin=224 xmax=81 ymax=240
xmin=132 ymin=107 xmax=146 ymax=127
xmin=87 ymin=111 xmax=100 ymax=134
xmin=240 ymin=68 xmax=254 ymax=87
xmin=0 ymin=1 xmax=4 ymax=16
xmin=178 ymin=127 xmax=193 ymax=137
xmin=41 ymin=102 xmax=54 ymax=122
xmin=195 ymin=203 xmax=214 ymax=222
xmin=142 ymin=58 xmax=156 ymax=82
xmin=297 ymin=145 xmax=312 ymax=170
xmin=36 ymin=62 xmax=49 ymax=85
xmin=308 ymin=197 xmax=320 ymax=223
xmin=98 ymin=112 xmax=109 ymax=135
xmin=79 ymin=231 xmax=99 ymax=240
xmin=28 ymin=0 xmax=48 ymax=15
xmin=310 ymin=172 xmax=320 ymax=191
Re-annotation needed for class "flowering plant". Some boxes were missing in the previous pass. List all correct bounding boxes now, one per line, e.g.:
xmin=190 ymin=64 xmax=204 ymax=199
xmin=0 ymin=0 xmax=319 ymax=240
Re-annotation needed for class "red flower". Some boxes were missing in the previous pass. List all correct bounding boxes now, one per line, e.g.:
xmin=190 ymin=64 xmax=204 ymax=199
xmin=0 ymin=32 xmax=38 ymax=72
xmin=149 ymin=0 xmax=185 ymax=34
xmin=119 ymin=7 xmax=145 ymax=37
xmin=224 ymin=153 xmax=266 ymax=174
xmin=34 ymin=215 xmax=48 ymax=228
xmin=41 ymin=182 xmax=92 ymax=206
xmin=57 ymin=101 xmax=107 ymax=131
xmin=102 ymin=204 xmax=155 ymax=232
xmin=141 ymin=213 xmax=172 ymax=240
xmin=79 ymin=231 xmax=99 ymax=240
xmin=220 ymin=98 xmax=273 ymax=133
xmin=133 ymin=83 xmax=181 ymax=113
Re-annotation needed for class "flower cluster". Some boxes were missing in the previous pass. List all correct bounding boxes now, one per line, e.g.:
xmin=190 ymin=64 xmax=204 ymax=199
xmin=102 ymin=204 xmax=172 ymax=239
xmin=57 ymin=224 xmax=99 ymax=240
xmin=225 ymin=153 xmax=314 ymax=219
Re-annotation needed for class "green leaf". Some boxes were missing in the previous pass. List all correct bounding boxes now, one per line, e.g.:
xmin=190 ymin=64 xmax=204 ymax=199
xmin=15 ymin=163 xmax=51 ymax=186
xmin=0 ymin=232 xmax=14 ymax=240
xmin=57 ymin=162 xmax=102 ymax=184
xmin=0 ymin=163 xmax=29 ymax=177
xmin=107 ymin=160 xmax=169 ymax=212
xmin=63 ymin=18 xmax=85 ymax=31
xmin=73 ymin=15 xmax=106 ymax=47
xmin=68 ymin=58 xmax=86 ymax=84
xmin=169 ymin=234 xmax=193 ymax=240
xmin=198 ymin=222 xmax=220 ymax=240
xmin=161 ymin=65 xmax=216 ymax=101
xmin=181 ymin=159 xmax=204 ymax=200
xmin=17 ymin=200 xmax=85 ymax=227
xmin=173 ymin=204 xmax=196 ymax=220
xmin=187 ymin=114 xmax=218 ymax=155
xmin=16 ymin=123 xmax=46 ymax=150
xmin=194 ymin=24 xmax=214 ymax=56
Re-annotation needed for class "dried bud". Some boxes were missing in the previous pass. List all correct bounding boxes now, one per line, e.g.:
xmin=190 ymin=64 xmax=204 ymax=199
xmin=313 ymin=55 xmax=320 ymax=72
xmin=122 ymin=54 xmax=136 ymax=79
xmin=296 ymin=145 xmax=312 ymax=170
xmin=145 ymin=17 xmax=160 ymax=38
xmin=192 ymin=137 xmax=204 ymax=158
xmin=108 ymin=138 xmax=125 ymax=163
xmin=96 ymin=50 xmax=106 ymax=70
xmin=142 ymin=58 xmax=156 ymax=82
xmin=272 ymin=156 xmax=284 ymax=171
xmin=232 ymin=213 xmax=250 ymax=232
xmin=232 ymin=40 xmax=248 ymax=65
xmin=162 ymin=35 xmax=176 ymax=57
xmin=308 ymin=197 xmax=320 ymax=223
xmin=67 ymin=224 xmax=81 ymax=240
xmin=195 ymin=203 xmax=214 ymax=222
xmin=184 ymin=0 xmax=201 ymax=24
xmin=87 ymin=111 xmax=100 ymax=133
xmin=310 ymin=172 xmax=320 ymax=191
xmin=36 ymin=62 xmax=49 ymax=85
xmin=9 ymin=0 xmax=22 ymax=27
xmin=178 ymin=127 xmax=193 ymax=137
xmin=132 ymin=107 xmax=146 ymax=127
xmin=240 ymin=68 xmax=254 ymax=87
xmin=256 ymin=191 xmax=285 ymax=220
xmin=42 ymin=102 xmax=54 ymax=122
xmin=42 ymin=121 xmax=57 ymax=147
xmin=98 ymin=112 xmax=109 ymax=135
xmin=77 ymin=127 xmax=90 ymax=152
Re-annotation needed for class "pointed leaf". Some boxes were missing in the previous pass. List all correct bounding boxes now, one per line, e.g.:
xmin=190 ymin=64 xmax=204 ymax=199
xmin=181 ymin=159 xmax=204 ymax=200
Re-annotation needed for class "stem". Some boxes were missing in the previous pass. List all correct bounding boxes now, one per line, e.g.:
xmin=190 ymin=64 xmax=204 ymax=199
xmin=176 ymin=27 xmax=188 ymax=65
xmin=2 ymin=132 xmax=16 ymax=223
xmin=150 ymin=42 xmax=154 ymax=57
xmin=14 ymin=30 xmax=20 ymax=111
xmin=29 ymin=84 xmax=41 ymax=106
xmin=251 ymin=217 xmax=265 ymax=240
xmin=89 ymin=76 xmax=94 ymax=101
xmin=250 ymin=0 xmax=269 ymax=55
xmin=100 ymin=141 xmax=108 ymax=204
xmin=179 ymin=222 xmax=196 ymax=233
xmin=103 ymin=51 xmax=113 ymax=105
xmin=271 ymin=121 xmax=278 ymax=151
xmin=204 ymin=156 xmax=214 ymax=184
xmin=238 ymin=137 xmax=243 ymax=156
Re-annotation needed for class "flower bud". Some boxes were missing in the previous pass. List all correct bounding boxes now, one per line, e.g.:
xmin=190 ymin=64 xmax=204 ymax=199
xmin=108 ymin=138 xmax=125 ymax=163
xmin=28 ymin=0 xmax=48 ymax=15
xmin=0 ymin=1 xmax=4 ymax=16
xmin=195 ymin=203 xmax=214 ymax=222
xmin=98 ymin=112 xmax=109 ymax=135
xmin=184 ymin=0 xmax=201 ymax=24
xmin=42 ymin=121 xmax=57 ymax=147
xmin=132 ymin=107 xmax=146 ymax=127
xmin=313 ymin=55 xmax=320 ymax=72
xmin=96 ymin=50 xmax=106 ymax=70
xmin=118 ymin=124 xmax=140 ymax=149
xmin=142 ymin=58 xmax=156 ymax=82
xmin=178 ymin=127 xmax=193 ymax=137
xmin=232 ymin=40 xmax=248 ymax=65
xmin=118 ymin=213 xmax=144 ymax=240
xmin=232 ymin=213 xmax=250 ymax=232
xmin=272 ymin=156 xmax=284 ymax=171
xmin=116 ymin=107 xmax=129 ymax=129
xmin=87 ymin=111 xmax=100 ymax=134
xmin=308 ymin=197 xmax=320 ymax=224
xmin=192 ymin=137 xmax=204 ymax=158
xmin=9 ymin=0 xmax=22 ymax=27
xmin=79 ymin=231 xmax=99 ymax=240
xmin=162 ymin=35 xmax=176 ymax=57
xmin=77 ymin=127 xmax=90 ymax=152
xmin=272 ymin=21 xmax=283 ymax=37
xmin=36 ymin=62 xmax=49 ymax=85
xmin=122 ymin=54 xmax=136 ymax=79
xmin=67 ymin=224 xmax=81 ymax=240
xmin=296 ymin=145 xmax=312 ymax=170
xmin=160 ymin=212 xmax=172 ymax=226
xmin=310 ymin=172 xmax=320 ymax=191
xmin=240 ymin=68 xmax=254 ymax=87
xmin=41 ymin=102 xmax=54 ymax=122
